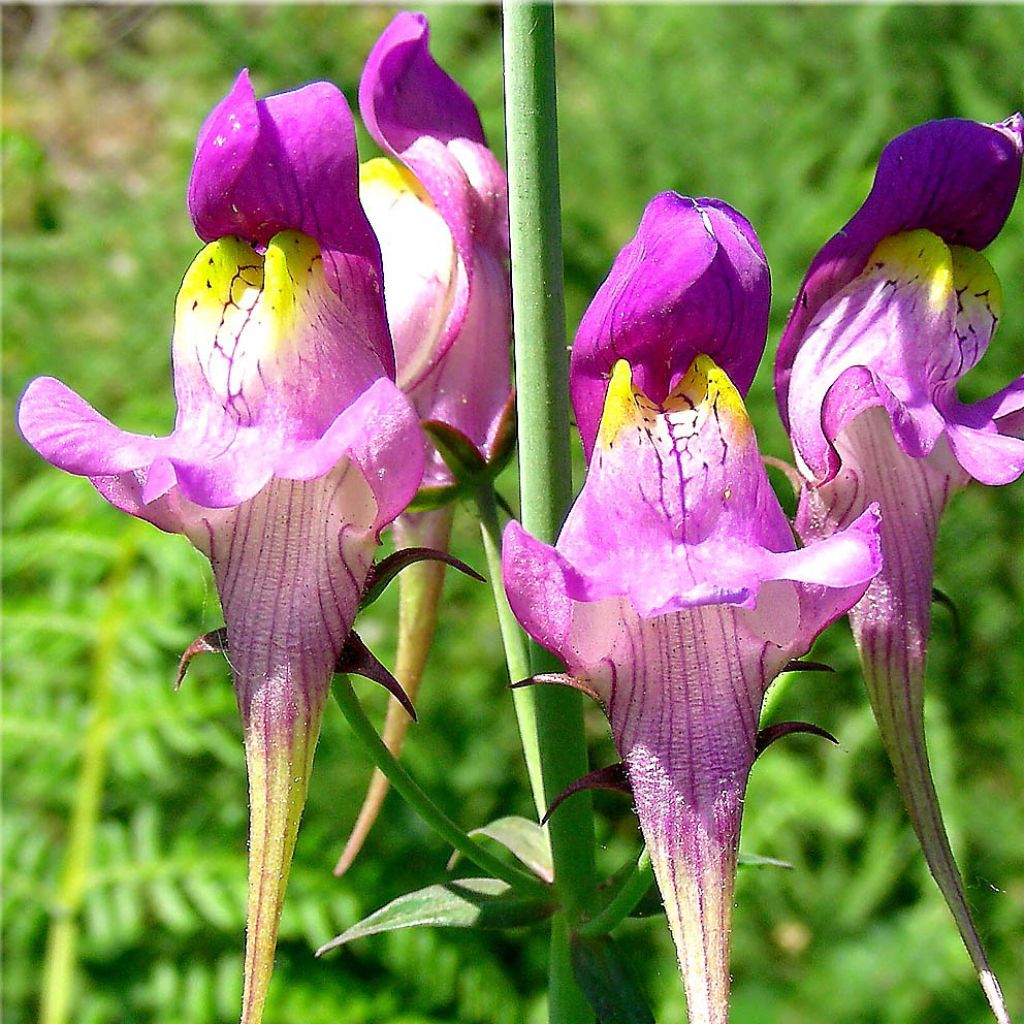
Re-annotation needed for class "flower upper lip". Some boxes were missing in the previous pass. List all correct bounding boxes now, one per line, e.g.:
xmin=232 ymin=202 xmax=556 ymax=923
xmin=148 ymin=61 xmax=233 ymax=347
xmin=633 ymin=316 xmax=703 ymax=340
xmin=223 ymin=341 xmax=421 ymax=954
xmin=188 ymin=68 xmax=394 ymax=378
xmin=776 ymin=115 xmax=1024 ymax=428
xmin=570 ymin=192 xmax=771 ymax=460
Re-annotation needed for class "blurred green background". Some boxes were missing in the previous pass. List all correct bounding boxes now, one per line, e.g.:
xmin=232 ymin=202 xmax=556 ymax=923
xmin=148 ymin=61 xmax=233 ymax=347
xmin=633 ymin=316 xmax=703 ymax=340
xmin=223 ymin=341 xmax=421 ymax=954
xmin=3 ymin=5 xmax=1023 ymax=1023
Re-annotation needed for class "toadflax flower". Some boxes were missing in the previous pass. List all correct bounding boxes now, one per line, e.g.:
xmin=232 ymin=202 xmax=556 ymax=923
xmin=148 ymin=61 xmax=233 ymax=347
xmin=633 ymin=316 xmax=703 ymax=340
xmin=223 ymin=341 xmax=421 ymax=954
xmin=19 ymin=74 xmax=423 ymax=1024
xmin=333 ymin=11 xmax=514 ymax=875
xmin=777 ymin=115 xmax=1023 ymax=1023
xmin=503 ymin=192 xmax=882 ymax=1024
xmin=360 ymin=10 xmax=512 ymax=494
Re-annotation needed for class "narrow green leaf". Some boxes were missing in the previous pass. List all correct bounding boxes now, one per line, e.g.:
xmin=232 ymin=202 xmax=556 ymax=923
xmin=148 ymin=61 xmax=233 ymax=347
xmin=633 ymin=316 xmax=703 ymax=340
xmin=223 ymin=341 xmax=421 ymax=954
xmin=316 ymin=878 xmax=555 ymax=956
xmin=447 ymin=816 xmax=554 ymax=882
xmin=569 ymin=934 xmax=655 ymax=1024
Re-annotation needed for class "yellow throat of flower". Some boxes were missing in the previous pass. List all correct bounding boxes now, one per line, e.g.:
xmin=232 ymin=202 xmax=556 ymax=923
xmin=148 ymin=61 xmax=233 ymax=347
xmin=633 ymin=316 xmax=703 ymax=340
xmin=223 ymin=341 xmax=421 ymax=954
xmin=867 ymin=228 xmax=1002 ymax=317
xmin=359 ymin=157 xmax=432 ymax=206
xmin=596 ymin=355 xmax=753 ymax=450
xmin=175 ymin=230 xmax=328 ymax=363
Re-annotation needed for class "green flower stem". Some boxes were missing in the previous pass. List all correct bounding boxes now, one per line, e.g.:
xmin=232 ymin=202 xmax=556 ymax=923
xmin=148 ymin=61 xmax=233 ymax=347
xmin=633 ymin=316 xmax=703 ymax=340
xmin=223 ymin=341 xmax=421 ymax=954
xmin=502 ymin=0 xmax=597 ymax=918
xmin=578 ymin=849 xmax=653 ymax=939
xmin=333 ymin=510 xmax=454 ymax=877
xmin=549 ymin=913 xmax=593 ymax=1024
xmin=475 ymin=484 xmax=545 ymax=813
xmin=331 ymin=674 xmax=546 ymax=896
xmin=503 ymin=4 xmax=596 ymax=1020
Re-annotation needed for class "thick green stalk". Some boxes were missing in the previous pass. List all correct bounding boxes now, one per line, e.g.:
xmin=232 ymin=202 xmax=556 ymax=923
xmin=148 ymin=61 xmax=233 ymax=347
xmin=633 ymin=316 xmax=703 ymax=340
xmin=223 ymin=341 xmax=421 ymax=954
xmin=550 ymin=913 xmax=594 ymax=1023
xmin=503 ymin=3 xmax=597 ymax=1019
xmin=331 ymin=675 xmax=546 ymax=896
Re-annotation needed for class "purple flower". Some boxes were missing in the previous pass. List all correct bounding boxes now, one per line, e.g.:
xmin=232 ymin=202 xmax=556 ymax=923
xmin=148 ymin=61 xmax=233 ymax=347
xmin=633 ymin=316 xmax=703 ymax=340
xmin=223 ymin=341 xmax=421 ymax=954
xmin=187 ymin=69 xmax=394 ymax=374
xmin=19 ymin=77 xmax=423 ymax=1024
xmin=571 ymin=192 xmax=770 ymax=460
xmin=359 ymin=11 xmax=512 ymax=489
xmin=503 ymin=194 xmax=881 ymax=1024
xmin=325 ymin=13 xmax=514 ymax=879
xmin=777 ymin=115 xmax=1023 ymax=1023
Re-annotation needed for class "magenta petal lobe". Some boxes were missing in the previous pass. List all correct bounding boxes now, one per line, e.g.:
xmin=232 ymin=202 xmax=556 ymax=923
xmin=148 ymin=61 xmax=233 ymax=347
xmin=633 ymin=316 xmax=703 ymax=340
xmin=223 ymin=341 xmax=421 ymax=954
xmin=571 ymin=193 xmax=770 ymax=458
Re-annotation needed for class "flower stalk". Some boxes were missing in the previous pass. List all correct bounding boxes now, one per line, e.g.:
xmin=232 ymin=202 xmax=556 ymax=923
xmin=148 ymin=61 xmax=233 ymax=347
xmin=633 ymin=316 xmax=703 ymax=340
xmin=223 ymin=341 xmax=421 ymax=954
xmin=578 ymin=849 xmax=653 ymax=939
xmin=334 ymin=510 xmax=454 ymax=876
xmin=502 ymin=3 xmax=596 ymax=1019
xmin=475 ymin=485 xmax=546 ymax=807
xmin=330 ymin=674 xmax=547 ymax=897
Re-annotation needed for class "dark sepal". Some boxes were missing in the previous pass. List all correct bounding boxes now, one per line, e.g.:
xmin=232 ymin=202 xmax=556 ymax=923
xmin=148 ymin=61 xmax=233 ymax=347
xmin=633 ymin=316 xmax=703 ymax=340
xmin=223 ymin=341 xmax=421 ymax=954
xmin=781 ymin=658 xmax=835 ymax=674
xmin=542 ymin=763 xmax=631 ymax=826
xmin=175 ymin=627 xmax=228 ymax=690
xmin=755 ymin=721 xmax=838 ymax=759
xmin=932 ymin=587 xmax=962 ymax=641
xmin=336 ymin=631 xmax=417 ymax=722
xmin=361 ymin=547 xmax=485 ymax=609
xmin=511 ymin=672 xmax=604 ymax=705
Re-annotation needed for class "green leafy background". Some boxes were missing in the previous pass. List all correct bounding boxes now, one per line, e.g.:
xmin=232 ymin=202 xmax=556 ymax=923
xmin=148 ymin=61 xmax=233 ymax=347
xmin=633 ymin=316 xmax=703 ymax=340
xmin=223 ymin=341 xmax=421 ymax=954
xmin=4 ymin=5 xmax=1022 ymax=1023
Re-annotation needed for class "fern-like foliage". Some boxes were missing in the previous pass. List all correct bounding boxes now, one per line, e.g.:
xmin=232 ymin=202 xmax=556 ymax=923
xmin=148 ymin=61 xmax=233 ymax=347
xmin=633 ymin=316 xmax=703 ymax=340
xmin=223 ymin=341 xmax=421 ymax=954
xmin=4 ymin=6 xmax=1023 ymax=1024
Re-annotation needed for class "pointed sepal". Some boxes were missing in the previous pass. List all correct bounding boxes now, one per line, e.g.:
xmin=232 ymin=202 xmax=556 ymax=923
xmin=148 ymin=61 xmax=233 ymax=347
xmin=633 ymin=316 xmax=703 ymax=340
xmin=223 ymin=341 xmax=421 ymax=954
xmin=336 ymin=631 xmax=417 ymax=721
xmin=360 ymin=546 xmax=484 ymax=609
xmin=931 ymin=586 xmax=962 ymax=641
xmin=174 ymin=627 xmax=228 ymax=689
xmin=780 ymin=658 xmax=835 ymax=674
xmin=755 ymin=721 xmax=838 ymax=759
xmin=510 ymin=672 xmax=605 ymax=704
xmin=543 ymin=764 xmax=631 ymax=825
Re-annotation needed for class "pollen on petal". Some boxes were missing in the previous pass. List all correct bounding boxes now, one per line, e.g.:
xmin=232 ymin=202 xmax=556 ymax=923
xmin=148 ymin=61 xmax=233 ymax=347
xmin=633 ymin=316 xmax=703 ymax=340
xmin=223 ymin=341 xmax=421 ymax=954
xmin=867 ymin=229 xmax=954 ymax=311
